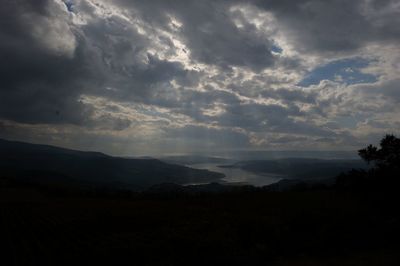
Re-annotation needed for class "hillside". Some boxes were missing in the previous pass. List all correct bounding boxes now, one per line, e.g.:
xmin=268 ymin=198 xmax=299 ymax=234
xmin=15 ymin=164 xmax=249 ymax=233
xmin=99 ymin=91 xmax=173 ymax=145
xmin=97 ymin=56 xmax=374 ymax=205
xmin=160 ymin=155 xmax=232 ymax=165
xmin=221 ymin=158 xmax=367 ymax=180
xmin=0 ymin=136 xmax=399 ymax=265
xmin=0 ymin=139 xmax=224 ymax=190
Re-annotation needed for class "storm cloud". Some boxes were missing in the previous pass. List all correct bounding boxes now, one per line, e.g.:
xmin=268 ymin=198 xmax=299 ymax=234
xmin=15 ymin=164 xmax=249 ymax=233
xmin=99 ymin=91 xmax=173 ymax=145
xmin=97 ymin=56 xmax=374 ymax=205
xmin=0 ymin=0 xmax=399 ymax=155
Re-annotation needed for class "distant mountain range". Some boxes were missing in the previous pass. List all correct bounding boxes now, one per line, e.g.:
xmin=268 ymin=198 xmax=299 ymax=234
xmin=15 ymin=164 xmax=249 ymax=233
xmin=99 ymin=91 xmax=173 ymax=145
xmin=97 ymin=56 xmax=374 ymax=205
xmin=198 ymin=150 xmax=360 ymax=160
xmin=159 ymin=155 xmax=232 ymax=165
xmin=220 ymin=158 xmax=368 ymax=180
xmin=0 ymin=139 xmax=224 ymax=191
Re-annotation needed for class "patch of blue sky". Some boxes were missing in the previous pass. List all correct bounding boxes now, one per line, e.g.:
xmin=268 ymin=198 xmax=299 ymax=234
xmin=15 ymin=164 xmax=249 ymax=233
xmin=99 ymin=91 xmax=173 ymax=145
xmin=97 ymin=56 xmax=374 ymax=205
xmin=63 ymin=0 xmax=74 ymax=12
xmin=298 ymin=58 xmax=377 ymax=87
xmin=271 ymin=45 xmax=283 ymax=54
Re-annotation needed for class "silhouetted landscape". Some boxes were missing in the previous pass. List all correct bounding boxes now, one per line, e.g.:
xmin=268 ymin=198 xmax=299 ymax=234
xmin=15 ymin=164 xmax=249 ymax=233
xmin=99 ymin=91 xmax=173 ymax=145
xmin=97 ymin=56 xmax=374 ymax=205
xmin=1 ymin=135 xmax=400 ymax=265
xmin=0 ymin=138 xmax=224 ymax=191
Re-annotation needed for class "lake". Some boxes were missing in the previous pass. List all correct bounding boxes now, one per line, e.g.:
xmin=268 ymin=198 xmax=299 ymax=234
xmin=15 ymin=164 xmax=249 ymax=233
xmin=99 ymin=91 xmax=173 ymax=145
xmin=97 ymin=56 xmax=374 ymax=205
xmin=186 ymin=163 xmax=284 ymax=187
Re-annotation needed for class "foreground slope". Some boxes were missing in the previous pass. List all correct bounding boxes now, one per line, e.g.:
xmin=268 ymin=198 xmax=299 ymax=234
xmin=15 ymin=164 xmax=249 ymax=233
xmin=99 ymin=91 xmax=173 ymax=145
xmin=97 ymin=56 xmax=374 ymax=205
xmin=0 ymin=187 xmax=398 ymax=266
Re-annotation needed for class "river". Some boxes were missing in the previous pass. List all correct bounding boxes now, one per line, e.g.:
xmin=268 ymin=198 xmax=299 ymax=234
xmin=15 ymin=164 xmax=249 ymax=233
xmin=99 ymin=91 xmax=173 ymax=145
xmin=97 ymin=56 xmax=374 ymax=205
xmin=186 ymin=163 xmax=283 ymax=187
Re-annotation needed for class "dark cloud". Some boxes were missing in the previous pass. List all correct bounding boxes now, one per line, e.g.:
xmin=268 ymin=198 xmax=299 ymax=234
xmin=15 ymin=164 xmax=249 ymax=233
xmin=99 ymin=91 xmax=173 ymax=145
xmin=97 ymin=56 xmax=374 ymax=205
xmin=0 ymin=0 xmax=399 ymax=153
xmin=177 ymin=2 xmax=275 ymax=70
xmin=111 ymin=0 xmax=276 ymax=70
xmin=253 ymin=0 xmax=400 ymax=54
xmin=0 ymin=0 xmax=191 ymax=124
xmin=0 ymin=0 xmax=93 ymax=124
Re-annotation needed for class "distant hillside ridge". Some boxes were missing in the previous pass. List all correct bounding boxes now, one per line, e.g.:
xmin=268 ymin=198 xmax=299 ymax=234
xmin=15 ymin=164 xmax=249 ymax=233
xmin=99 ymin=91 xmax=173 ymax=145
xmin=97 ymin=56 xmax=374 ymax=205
xmin=0 ymin=138 xmax=224 ymax=191
xmin=220 ymin=158 xmax=368 ymax=180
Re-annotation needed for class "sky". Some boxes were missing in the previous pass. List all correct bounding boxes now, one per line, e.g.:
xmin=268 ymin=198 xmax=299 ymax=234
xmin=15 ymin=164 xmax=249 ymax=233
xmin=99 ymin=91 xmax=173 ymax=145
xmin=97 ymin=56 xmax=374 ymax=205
xmin=0 ymin=0 xmax=399 ymax=156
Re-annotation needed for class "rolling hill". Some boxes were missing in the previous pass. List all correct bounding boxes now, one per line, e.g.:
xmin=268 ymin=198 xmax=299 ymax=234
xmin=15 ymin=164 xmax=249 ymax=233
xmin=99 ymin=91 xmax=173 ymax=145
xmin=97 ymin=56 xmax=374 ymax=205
xmin=0 ymin=139 xmax=224 ymax=191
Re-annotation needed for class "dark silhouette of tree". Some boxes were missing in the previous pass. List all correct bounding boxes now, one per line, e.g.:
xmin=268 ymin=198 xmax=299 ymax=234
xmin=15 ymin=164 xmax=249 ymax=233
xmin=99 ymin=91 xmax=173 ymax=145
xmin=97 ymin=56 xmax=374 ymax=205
xmin=336 ymin=134 xmax=400 ymax=192
xmin=358 ymin=134 xmax=400 ymax=169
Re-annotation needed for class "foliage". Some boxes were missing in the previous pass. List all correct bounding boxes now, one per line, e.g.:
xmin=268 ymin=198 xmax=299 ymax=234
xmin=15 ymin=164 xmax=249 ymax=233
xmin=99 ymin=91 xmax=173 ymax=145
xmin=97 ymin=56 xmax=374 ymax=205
xmin=358 ymin=134 xmax=400 ymax=169
xmin=336 ymin=134 xmax=400 ymax=201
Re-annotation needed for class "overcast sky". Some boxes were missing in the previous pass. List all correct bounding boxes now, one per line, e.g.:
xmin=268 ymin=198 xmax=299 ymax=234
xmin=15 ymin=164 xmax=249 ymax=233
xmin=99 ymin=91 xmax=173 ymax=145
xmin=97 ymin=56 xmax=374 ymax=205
xmin=0 ymin=0 xmax=399 ymax=155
